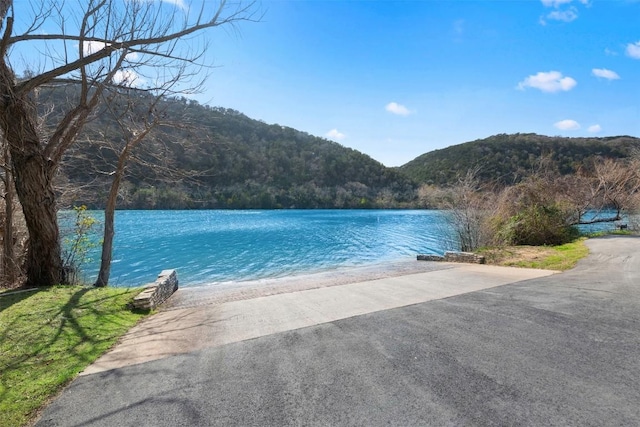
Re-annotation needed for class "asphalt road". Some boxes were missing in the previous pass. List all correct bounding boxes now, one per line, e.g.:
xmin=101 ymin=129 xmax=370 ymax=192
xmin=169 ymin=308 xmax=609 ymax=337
xmin=35 ymin=236 xmax=640 ymax=426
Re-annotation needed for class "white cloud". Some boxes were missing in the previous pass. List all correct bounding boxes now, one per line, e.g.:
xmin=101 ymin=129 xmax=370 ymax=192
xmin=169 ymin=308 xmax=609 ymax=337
xmin=626 ymin=41 xmax=640 ymax=59
xmin=167 ymin=0 xmax=185 ymax=6
xmin=588 ymin=124 xmax=602 ymax=133
xmin=541 ymin=0 xmax=572 ymax=7
xmin=132 ymin=0 xmax=187 ymax=10
xmin=81 ymin=40 xmax=139 ymax=62
xmin=541 ymin=0 xmax=589 ymax=8
xmin=385 ymin=102 xmax=412 ymax=116
xmin=82 ymin=40 xmax=109 ymax=56
xmin=517 ymin=71 xmax=577 ymax=93
xmin=545 ymin=8 xmax=578 ymax=22
xmin=113 ymin=69 xmax=144 ymax=87
xmin=125 ymin=51 xmax=140 ymax=61
xmin=162 ymin=0 xmax=187 ymax=9
xmin=326 ymin=129 xmax=346 ymax=141
xmin=554 ymin=119 xmax=581 ymax=131
xmin=539 ymin=0 xmax=589 ymax=25
xmin=592 ymin=68 xmax=620 ymax=80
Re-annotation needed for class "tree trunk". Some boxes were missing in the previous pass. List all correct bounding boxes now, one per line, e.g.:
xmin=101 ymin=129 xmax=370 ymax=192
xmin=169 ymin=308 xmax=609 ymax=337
xmin=3 ymin=145 xmax=16 ymax=283
xmin=94 ymin=175 xmax=119 ymax=287
xmin=94 ymin=164 xmax=126 ymax=287
xmin=95 ymin=126 xmax=151 ymax=287
xmin=9 ymin=149 xmax=62 ymax=286
xmin=0 ymin=65 xmax=63 ymax=287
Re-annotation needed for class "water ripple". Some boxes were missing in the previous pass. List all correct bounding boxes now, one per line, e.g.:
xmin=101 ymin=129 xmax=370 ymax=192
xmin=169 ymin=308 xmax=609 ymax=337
xmin=68 ymin=209 xmax=454 ymax=287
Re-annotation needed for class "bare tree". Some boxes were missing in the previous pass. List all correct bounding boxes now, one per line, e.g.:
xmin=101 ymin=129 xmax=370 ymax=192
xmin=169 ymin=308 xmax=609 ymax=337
xmin=443 ymin=168 xmax=496 ymax=252
xmin=0 ymin=0 xmax=256 ymax=286
xmin=554 ymin=158 xmax=640 ymax=227
xmin=584 ymin=158 xmax=640 ymax=224
xmin=67 ymin=84 xmax=207 ymax=286
xmin=492 ymin=156 xmax=640 ymax=246
xmin=93 ymin=88 xmax=166 ymax=287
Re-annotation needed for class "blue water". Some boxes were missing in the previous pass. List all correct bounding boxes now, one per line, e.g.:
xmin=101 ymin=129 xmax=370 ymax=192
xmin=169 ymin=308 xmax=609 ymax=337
xmin=59 ymin=210 xmax=455 ymax=287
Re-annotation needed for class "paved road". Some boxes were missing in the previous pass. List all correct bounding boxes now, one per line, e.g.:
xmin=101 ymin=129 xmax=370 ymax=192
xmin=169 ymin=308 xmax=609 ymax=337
xmin=36 ymin=236 xmax=640 ymax=426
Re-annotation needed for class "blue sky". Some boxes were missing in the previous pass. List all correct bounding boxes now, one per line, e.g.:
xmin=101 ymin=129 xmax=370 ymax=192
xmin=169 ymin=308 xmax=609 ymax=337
xmin=197 ymin=0 xmax=640 ymax=166
xmin=10 ymin=0 xmax=640 ymax=166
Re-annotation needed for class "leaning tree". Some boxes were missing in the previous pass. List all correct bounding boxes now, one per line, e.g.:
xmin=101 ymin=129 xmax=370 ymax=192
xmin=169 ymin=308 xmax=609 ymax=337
xmin=0 ymin=0 xmax=255 ymax=286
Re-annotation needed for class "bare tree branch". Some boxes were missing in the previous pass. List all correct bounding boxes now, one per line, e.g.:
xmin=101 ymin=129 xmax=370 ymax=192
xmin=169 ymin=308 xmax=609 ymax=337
xmin=14 ymin=0 xmax=258 ymax=95
xmin=0 ymin=0 xmax=258 ymax=286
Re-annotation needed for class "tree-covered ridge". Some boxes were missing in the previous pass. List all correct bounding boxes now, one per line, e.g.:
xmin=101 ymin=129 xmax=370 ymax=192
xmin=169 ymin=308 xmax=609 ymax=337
xmin=398 ymin=133 xmax=640 ymax=186
xmin=54 ymin=85 xmax=640 ymax=210
xmin=56 ymin=90 xmax=418 ymax=209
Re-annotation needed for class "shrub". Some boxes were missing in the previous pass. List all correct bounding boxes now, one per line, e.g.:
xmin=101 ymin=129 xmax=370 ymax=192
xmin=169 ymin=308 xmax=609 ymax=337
xmin=61 ymin=206 xmax=100 ymax=284
xmin=497 ymin=203 xmax=580 ymax=246
xmin=441 ymin=169 xmax=497 ymax=252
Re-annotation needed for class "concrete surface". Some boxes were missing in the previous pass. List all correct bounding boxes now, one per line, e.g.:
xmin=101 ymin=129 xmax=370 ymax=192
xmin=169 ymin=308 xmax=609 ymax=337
xmin=35 ymin=236 xmax=640 ymax=426
xmin=82 ymin=263 xmax=555 ymax=374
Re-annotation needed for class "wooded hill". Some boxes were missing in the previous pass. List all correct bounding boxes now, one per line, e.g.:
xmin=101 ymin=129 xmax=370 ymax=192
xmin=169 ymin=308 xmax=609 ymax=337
xmin=49 ymin=85 xmax=640 ymax=209
xmin=51 ymin=87 xmax=417 ymax=209
xmin=398 ymin=133 xmax=640 ymax=186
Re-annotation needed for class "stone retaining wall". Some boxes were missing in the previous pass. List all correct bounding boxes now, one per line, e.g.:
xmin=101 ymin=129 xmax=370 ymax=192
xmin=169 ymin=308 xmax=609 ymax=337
xmin=444 ymin=251 xmax=486 ymax=264
xmin=417 ymin=252 xmax=486 ymax=264
xmin=417 ymin=254 xmax=445 ymax=262
xmin=133 ymin=269 xmax=179 ymax=310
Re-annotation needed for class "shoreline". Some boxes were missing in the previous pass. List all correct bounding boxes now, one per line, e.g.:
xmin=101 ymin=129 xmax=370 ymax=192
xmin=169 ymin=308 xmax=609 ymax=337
xmin=164 ymin=258 xmax=454 ymax=310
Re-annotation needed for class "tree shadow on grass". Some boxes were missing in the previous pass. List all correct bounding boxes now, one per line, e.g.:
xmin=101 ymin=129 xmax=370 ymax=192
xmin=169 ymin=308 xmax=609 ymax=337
xmin=0 ymin=286 xmax=43 ymax=313
xmin=0 ymin=285 xmax=144 ymax=425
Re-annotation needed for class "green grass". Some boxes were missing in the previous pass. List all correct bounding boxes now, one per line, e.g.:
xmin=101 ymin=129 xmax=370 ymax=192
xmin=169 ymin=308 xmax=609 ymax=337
xmin=478 ymin=238 xmax=591 ymax=271
xmin=524 ymin=240 xmax=586 ymax=270
xmin=584 ymin=229 xmax=633 ymax=238
xmin=0 ymin=285 xmax=148 ymax=427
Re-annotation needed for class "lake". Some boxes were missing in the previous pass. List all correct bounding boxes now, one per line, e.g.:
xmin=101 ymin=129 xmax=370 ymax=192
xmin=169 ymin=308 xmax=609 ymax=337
xmin=60 ymin=210 xmax=457 ymax=288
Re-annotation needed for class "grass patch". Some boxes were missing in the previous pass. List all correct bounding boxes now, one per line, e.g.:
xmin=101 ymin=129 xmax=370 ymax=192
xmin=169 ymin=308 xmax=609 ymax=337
xmin=0 ymin=285 xmax=148 ymax=427
xmin=584 ymin=229 xmax=633 ymax=238
xmin=479 ymin=238 xmax=590 ymax=271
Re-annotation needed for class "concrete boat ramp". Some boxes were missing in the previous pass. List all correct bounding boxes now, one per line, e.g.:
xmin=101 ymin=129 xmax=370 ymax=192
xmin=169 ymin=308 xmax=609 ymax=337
xmin=82 ymin=262 xmax=555 ymax=374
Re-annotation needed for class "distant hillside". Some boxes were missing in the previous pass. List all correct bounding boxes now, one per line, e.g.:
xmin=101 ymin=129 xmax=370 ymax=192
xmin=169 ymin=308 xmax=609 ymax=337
xmin=50 ymin=87 xmax=417 ymax=209
xmin=398 ymin=133 xmax=640 ymax=186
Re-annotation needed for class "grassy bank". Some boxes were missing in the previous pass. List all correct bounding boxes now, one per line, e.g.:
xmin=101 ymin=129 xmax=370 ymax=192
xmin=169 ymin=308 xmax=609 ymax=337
xmin=479 ymin=238 xmax=590 ymax=271
xmin=0 ymin=285 xmax=147 ymax=427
